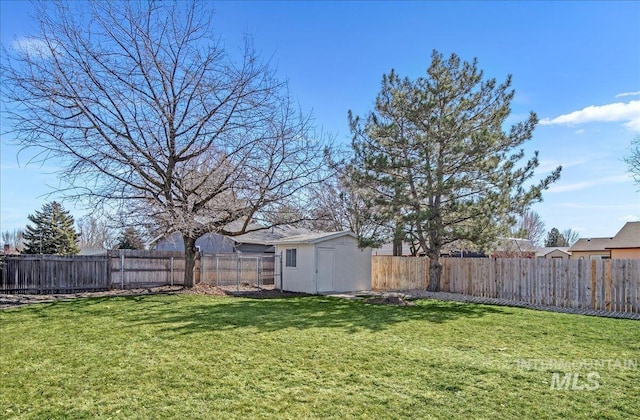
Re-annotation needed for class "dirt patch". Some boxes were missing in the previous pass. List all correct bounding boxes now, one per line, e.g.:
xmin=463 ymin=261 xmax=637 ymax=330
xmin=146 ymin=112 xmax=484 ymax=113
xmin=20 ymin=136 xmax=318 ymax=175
xmin=0 ymin=286 xmax=185 ymax=309
xmin=0 ymin=283 xmax=302 ymax=309
xmin=363 ymin=296 xmax=415 ymax=306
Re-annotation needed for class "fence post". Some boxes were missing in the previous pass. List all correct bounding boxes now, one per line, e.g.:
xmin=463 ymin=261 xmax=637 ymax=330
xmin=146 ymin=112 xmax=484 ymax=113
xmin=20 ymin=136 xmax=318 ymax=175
xmin=104 ymin=255 xmax=110 ymax=290
xmin=199 ymin=254 xmax=203 ymax=286
xmin=257 ymin=256 xmax=261 ymax=289
xmin=170 ymin=256 xmax=174 ymax=287
xmin=120 ymin=253 xmax=125 ymax=289
xmin=216 ymin=255 xmax=219 ymax=287
xmin=279 ymin=251 xmax=283 ymax=292
xmin=236 ymin=255 xmax=240 ymax=292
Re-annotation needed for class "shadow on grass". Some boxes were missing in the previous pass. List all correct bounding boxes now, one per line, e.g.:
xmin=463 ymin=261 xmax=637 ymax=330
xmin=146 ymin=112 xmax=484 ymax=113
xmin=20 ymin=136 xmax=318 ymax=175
xmin=20 ymin=293 xmax=509 ymax=335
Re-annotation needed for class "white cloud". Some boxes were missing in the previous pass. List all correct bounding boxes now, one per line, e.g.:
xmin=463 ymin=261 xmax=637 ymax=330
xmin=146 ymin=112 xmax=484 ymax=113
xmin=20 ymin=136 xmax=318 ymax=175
xmin=548 ymin=174 xmax=632 ymax=193
xmin=539 ymin=100 xmax=640 ymax=131
xmin=536 ymin=158 xmax=585 ymax=175
xmin=12 ymin=37 xmax=53 ymax=58
xmin=615 ymin=91 xmax=640 ymax=98
xmin=560 ymin=203 xmax=639 ymax=211
xmin=618 ymin=214 xmax=639 ymax=223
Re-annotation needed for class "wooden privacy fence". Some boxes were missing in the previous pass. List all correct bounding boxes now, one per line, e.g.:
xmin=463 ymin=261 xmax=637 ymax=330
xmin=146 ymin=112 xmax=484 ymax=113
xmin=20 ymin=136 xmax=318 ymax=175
xmin=0 ymin=251 xmax=278 ymax=294
xmin=1 ymin=255 xmax=109 ymax=294
xmin=108 ymin=250 xmax=186 ymax=289
xmin=372 ymin=256 xmax=640 ymax=313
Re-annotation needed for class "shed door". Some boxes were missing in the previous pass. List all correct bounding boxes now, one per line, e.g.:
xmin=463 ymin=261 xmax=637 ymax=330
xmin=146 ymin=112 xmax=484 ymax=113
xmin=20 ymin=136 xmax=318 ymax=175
xmin=317 ymin=248 xmax=335 ymax=292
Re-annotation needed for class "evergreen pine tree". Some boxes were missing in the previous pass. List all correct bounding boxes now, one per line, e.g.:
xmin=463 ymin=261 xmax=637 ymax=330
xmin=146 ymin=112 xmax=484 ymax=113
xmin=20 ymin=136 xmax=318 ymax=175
xmin=349 ymin=51 xmax=561 ymax=291
xmin=22 ymin=202 xmax=80 ymax=255
xmin=117 ymin=227 xmax=145 ymax=250
xmin=544 ymin=227 xmax=569 ymax=247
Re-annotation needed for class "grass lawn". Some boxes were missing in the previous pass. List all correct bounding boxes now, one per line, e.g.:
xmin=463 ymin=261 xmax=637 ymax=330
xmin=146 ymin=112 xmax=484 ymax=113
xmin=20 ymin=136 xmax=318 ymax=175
xmin=0 ymin=294 xmax=638 ymax=419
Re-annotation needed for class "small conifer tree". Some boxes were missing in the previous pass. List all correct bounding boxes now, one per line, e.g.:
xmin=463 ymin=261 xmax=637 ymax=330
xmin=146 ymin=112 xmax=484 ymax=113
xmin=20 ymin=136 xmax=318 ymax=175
xmin=117 ymin=227 xmax=145 ymax=250
xmin=23 ymin=202 xmax=80 ymax=255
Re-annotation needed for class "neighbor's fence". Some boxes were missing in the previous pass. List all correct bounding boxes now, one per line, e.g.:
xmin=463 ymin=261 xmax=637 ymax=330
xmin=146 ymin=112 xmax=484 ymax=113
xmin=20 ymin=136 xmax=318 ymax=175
xmin=372 ymin=256 xmax=640 ymax=313
xmin=0 ymin=255 xmax=109 ymax=294
xmin=108 ymin=250 xmax=186 ymax=289
xmin=0 ymin=250 xmax=278 ymax=294
xmin=199 ymin=254 xmax=277 ymax=288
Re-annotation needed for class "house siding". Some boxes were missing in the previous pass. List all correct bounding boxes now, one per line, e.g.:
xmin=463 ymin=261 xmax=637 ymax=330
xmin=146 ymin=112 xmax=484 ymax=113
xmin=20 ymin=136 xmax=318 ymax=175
xmin=610 ymin=248 xmax=640 ymax=259
xmin=570 ymin=250 xmax=611 ymax=260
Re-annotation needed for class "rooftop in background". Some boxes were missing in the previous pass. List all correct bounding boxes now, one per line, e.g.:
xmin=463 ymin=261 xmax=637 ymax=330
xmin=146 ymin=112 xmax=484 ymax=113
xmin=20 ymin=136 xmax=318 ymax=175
xmin=606 ymin=221 xmax=640 ymax=249
xmin=535 ymin=247 xmax=572 ymax=258
xmin=274 ymin=231 xmax=356 ymax=245
xmin=235 ymin=225 xmax=314 ymax=245
xmin=569 ymin=221 xmax=640 ymax=251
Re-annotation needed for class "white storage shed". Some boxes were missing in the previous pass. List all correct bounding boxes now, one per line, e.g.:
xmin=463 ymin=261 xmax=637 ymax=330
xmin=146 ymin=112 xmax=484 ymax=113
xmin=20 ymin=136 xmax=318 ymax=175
xmin=274 ymin=231 xmax=371 ymax=294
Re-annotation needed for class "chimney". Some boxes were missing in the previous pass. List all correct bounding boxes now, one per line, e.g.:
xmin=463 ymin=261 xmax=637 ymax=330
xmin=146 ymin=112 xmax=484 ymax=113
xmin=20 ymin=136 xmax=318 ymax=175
xmin=3 ymin=244 xmax=10 ymax=253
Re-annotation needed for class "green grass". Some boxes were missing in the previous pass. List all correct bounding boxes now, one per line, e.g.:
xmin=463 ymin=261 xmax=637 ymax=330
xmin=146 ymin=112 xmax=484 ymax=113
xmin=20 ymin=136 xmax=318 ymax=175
xmin=1 ymin=294 xmax=638 ymax=419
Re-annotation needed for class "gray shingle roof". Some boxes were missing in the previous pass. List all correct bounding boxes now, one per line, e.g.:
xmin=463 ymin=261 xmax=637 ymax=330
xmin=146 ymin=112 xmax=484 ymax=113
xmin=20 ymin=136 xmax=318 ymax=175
xmin=606 ymin=221 xmax=640 ymax=249
xmin=569 ymin=238 xmax=614 ymax=252
xmin=232 ymin=225 xmax=313 ymax=245
xmin=275 ymin=231 xmax=356 ymax=245
xmin=535 ymin=247 xmax=572 ymax=257
xmin=568 ymin=221 xmax=640 ymax=252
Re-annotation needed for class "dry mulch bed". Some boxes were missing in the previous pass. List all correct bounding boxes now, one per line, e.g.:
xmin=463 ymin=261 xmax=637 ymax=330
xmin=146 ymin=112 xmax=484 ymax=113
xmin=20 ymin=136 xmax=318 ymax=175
xmin=0 ymin=283 xmax=303 ymax=310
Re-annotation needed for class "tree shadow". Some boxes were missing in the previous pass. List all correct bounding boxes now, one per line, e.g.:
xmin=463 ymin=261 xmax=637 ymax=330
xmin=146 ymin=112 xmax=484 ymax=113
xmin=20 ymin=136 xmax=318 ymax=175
xmin=61 ymin=294 xmax=510 ymax=335
xmin=10 ymin=293 xmax=510 ymax=335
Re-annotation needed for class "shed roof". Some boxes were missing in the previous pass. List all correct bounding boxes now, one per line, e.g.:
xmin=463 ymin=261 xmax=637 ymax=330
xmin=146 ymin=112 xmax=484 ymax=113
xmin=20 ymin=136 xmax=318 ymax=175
xmin=233 ymin=225 xmax=312 ymax=245
xmin=535 ymin=247 xmax=572 ymax=257
xmin=275 ymin=231 xmax=357 ymax=245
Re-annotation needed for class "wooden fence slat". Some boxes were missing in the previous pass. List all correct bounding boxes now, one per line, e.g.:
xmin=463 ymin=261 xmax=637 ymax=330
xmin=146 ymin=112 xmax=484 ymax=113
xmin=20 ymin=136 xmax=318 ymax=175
xmin=370 ymin=256 xmax=640 ymax=314
xmin=1 ymin=251 xmax=277 ymax=294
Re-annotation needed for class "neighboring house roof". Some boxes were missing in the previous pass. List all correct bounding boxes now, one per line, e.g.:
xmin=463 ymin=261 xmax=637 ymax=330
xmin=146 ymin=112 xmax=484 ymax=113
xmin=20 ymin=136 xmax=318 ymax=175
xmin=150 ymin=224 xmax=315 ymax=253
xmin=492 ymin=237 xmax=536 ymax=253
xmin=569 ymin=238 xmax=613 ymax=252
xmin=373 ymin=241 xmax=418 ymax=256
xmin=233 ymin=225 xmax=313 ymax=245
xmin=78 ymin=248 xmax=109 ymax=256
xmin=1 ymin=245 xmax=20 ymax=255
xmin=606 ymin=221 xmax=640 ymax=249
xmin=535 ymin=247 xmax=571 ymax=258
xmin=568 ymin=222 xmax=640 ymax=252
xmin=275 ymin=231 xmax=357 ymax=245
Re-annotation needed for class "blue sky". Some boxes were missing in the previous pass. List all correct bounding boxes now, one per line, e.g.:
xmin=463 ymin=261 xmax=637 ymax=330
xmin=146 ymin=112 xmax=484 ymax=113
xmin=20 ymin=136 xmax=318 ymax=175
xmin=1 ymin=0 xmax=639 ymax=240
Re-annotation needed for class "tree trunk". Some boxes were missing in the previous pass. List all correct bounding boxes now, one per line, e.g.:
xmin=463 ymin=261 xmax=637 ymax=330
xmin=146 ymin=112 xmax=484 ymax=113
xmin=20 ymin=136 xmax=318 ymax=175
xmin=393 ymin=237 xmax=403 ymax=256
xmin=183 ymin=235 xmax=197 ymax=288
xmin=426 ymin=254 xmax=442 ymax=292
xmin=392 ymin=223 xmax=403 ymax=256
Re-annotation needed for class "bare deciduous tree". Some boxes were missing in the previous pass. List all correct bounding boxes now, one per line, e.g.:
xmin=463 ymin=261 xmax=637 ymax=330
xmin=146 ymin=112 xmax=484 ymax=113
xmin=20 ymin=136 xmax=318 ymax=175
xmin=561 ymin=228 xmax=580 ymax=247
xmin=3 ymin=0 xmax=329 ymax=286
xmin=308 ymin=169 xmax=391 ymax=245
xmin=511 ymin=209 xmax=546 ymax=246
xmin=625 ymin=135 xmax=640 ymax=188
xmin=77 ymin=215 xmax=117 ymax=250
xmin=1 ymin=229 xmax=25 ymax=252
